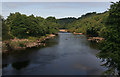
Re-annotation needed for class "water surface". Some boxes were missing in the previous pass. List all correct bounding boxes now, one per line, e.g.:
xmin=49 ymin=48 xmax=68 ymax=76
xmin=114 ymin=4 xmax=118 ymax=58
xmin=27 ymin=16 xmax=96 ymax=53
xmin=2 ymin=33 xmax=105 ymax=75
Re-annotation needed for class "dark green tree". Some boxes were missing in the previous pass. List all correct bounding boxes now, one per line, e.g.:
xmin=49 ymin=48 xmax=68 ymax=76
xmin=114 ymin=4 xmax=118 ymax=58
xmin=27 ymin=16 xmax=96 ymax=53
xmin=5 ymin=13 xmax=59 ymax=39
xmin=98 ymin=1 xmax=120 ymax=75
xmin=1 ymin=15 xmax=11 ymax=40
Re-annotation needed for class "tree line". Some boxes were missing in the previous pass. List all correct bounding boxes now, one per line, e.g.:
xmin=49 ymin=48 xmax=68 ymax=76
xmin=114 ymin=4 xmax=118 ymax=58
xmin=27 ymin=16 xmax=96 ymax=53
xmin=65 ymin=11 xmax=108 ymax=37
xmin=2 ymin=12 xmax=59 ymax=40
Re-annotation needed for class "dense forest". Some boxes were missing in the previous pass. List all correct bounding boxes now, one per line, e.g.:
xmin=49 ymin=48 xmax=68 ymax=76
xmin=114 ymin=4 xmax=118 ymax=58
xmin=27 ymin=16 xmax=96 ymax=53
xmin=66 ymin=11 xmax=108 ymax=37
xmin=57 ymin=17 xmax=77 ymax=29
xmin=1 ymin=1 xmax=120 ymax=75
xmin=98 ymin=1 xmax=120 ymax=75
xmin=2 ymin=13 xmax=59 ymax=39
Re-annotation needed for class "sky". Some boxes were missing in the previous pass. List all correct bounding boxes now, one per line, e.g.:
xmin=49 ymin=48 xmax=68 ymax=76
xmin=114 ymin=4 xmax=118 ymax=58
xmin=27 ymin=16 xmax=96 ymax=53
xmin=1 ymin=0 xmax=118 ymax=19
xmin=1 ymin=0 xmax=118 ymax=2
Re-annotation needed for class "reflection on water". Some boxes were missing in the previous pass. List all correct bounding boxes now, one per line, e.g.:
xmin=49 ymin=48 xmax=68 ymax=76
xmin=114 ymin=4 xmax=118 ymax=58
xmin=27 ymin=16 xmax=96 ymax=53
xmin=89 ymin=41 xmax=100 ymax=50
xmin=2 ymin=33 xmax=105 ymax=75
xmin=12 ymin=60 xmax=30 ymax=70
xmin=2 ymin=64 xmax=8 ymax=69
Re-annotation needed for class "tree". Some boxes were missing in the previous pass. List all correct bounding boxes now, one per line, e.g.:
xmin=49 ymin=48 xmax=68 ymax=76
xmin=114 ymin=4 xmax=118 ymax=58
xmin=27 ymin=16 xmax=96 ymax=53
xmin=1 ymin=15 xmax=11 ymax=40
xmin=57 ymin=17 xmax=76 ymax=29
xmin=98 ymin=1 xmax=120 ymax=75
xmin=5 ymin=13 xmax=59 ymax=39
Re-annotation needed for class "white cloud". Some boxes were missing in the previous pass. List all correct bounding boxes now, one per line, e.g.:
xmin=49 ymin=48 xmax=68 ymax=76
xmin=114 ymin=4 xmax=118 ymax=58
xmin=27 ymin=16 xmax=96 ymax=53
xmin=2 ymin=0 xmax=119 ymax=2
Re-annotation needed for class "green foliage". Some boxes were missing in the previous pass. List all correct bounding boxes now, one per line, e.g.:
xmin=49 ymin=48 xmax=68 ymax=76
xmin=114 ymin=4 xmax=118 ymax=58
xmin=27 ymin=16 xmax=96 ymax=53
xmin=86 ymin=27 xmax=98 ymax=37
xmin=6 ymin=12 xmax=59 ymax=39
xmin=97 ymin=1 xmax=120 ymax=75
xmin=1 ymin=15 xmax=12 ymax=40
xmin=27 ymin=37 xmax=38 ymax=42
xmin=57 ymin=17 xmax=76 ymax=29
xmin=66 ymin=12 xmax=108 ymax=37
xmin=78 ymin=12 xmax=97 ymax=19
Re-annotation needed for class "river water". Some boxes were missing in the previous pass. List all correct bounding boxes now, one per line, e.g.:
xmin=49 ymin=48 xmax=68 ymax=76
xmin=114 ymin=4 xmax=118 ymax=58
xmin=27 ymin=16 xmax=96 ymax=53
xmin=2 ymin=33 xmax=106 ymax=75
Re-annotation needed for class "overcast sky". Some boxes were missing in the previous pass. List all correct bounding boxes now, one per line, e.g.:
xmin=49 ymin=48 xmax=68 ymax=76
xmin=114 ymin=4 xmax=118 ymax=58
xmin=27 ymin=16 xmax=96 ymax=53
xmin=1 ymin=0 xmax=118 ymax=19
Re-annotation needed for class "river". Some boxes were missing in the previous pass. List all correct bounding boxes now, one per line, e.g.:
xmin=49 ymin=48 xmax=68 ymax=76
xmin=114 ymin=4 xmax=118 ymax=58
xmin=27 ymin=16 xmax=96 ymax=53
xmin=2 ymin=32 xmax=106 ymax=75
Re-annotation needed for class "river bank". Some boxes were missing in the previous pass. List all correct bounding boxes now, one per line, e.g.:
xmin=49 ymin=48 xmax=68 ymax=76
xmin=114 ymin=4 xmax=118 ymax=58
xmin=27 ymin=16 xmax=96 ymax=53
xmin=2 ymin=34 xmax=56 ymax=53
xmin=70 ymin=31 xmax=104 ymax=42
xmin=87 ymin=37 xmax=104 ymax=43
xmin=59 ymin=29 xmax=104 ymax=43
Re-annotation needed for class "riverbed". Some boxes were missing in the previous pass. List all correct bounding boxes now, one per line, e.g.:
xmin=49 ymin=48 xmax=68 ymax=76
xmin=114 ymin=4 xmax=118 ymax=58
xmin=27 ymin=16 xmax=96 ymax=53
xmin=2 ymin=32 xmax=106 ymax=75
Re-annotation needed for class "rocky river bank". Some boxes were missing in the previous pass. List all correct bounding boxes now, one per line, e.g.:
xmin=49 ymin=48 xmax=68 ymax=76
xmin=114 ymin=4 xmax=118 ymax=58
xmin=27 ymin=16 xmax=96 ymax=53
xmin=2 ymin=34 xmax=56 ymax=53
